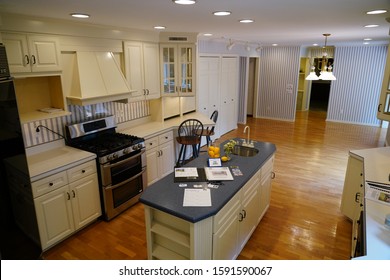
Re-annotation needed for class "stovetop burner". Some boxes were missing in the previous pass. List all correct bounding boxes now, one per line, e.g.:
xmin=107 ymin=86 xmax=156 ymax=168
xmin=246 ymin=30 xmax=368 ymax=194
xmin=65 ymin=115 xmax=145 ymax=163
xmin=73 ymin=132 xmax=144 ymax=157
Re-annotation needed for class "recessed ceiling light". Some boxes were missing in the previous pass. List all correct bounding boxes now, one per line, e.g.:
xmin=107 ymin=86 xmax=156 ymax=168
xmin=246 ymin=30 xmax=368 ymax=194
xmin=154 ymin=26 xmax=166 ymax=30
xmin=363 ymin=42 xmax=370 ymax=45
xmin=213 ymin=11 xmax=231 ymax=16
xmin=203 ymin=33 xmax=213 ymax=36
xmin=172 ymin=0 xmax=196 ymax=4
xmin=70 ymin=13 xmax=90 ymax=19
xmin=364 ymin=38 xmax=372 ymax=41
xmin=312 ymin=43 xmax=319 ymax=46
xmin=239 ymin=19 xmax=254 ymax=23
xmin=364 ymin=24 xmax=379 ymax=28
xmin=366 ymin=10 xmax=387 ymax=15
xmin=272 ymin=44 xmax=278 ymax=46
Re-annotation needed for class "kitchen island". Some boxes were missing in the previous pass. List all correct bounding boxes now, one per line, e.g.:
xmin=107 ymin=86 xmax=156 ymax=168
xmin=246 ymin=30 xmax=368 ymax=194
xmin=140 ymin=139 xmax=276 ymax=259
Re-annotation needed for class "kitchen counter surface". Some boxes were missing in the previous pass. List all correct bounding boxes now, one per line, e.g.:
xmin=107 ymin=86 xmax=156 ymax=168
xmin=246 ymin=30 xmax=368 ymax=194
xmin=119 ymin=112 xmax=215 ymax=139
xmin=26 ymin=142 xmax=96 ymax=181
xmin=350 ymin=146 xmax=390 ymax=260
xmin=139 ymin=139 xmax=276 ymax=223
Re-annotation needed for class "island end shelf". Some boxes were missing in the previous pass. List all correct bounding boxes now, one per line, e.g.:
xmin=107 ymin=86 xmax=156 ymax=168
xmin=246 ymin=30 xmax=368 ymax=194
xmin=140 ymin=139 xmax=276 ymax=260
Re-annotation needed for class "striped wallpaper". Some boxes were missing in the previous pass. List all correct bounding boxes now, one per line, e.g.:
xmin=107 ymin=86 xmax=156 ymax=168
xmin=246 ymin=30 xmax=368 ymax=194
xmin=327 ymin=45 xmax=388 ymax=126
xmin=257 ymin=46 xmax=301 ymax=121
xmin=22 ymin=100 xmax=150 ymax=148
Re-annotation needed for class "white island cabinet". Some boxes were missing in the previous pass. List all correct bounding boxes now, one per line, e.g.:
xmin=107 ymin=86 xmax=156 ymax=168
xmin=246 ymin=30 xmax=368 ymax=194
xmin=140 ymin=139 xmax=276 ymax=260
xmin=341 ymin=147 xmax=390 ymax=259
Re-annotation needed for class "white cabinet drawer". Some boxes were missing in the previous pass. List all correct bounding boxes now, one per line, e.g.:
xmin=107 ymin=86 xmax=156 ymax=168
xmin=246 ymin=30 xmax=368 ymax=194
xmin=158 ymin=131 xmax=173 ymax=144
xmin=145 ymin=136 xmax=159 ymax=150
xmin=67 ymin=160 xmax=97 ymax=183
xmin=32 ymin=171 xmax=68 ymax=198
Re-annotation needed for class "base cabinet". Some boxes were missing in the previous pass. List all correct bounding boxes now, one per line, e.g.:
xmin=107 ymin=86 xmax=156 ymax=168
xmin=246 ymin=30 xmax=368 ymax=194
xmin=33 ymin=160 xmax=101 ymax=250
xmin=145 ymin=131 xmax=175 ymax=186
xmin=144 ymin=155 xmax=274 ymax=259
xmin=340 ymin=154 xmax=365 ymax=258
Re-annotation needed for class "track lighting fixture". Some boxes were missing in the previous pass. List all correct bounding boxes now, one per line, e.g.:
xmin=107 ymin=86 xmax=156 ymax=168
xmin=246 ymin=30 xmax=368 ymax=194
xmin=227 ymin=39 xmax=235 ymax=50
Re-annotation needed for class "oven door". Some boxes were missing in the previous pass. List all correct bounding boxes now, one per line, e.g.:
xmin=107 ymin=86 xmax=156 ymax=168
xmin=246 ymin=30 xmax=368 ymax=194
xmin=103 ymin=167 xmax=146 ymax=220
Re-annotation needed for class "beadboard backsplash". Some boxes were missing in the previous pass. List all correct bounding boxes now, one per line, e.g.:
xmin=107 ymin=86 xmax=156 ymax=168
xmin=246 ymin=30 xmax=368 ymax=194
xmin=22 ymin=100 xmax=150 ymax=148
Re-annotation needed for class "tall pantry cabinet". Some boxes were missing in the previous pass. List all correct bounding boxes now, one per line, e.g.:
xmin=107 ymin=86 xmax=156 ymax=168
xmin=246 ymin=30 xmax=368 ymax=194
xmin=198 ymin=56 xmax=239 ymax=138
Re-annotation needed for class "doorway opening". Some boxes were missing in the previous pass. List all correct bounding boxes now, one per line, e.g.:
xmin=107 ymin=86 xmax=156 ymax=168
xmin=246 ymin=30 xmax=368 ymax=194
xmin=309 ymin=80 xmax=331 ymax=111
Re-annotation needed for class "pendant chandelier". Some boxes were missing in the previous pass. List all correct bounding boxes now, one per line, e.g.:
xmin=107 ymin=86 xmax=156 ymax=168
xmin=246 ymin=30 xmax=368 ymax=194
xmin=306 ymin=34 xmax=336 ymax=81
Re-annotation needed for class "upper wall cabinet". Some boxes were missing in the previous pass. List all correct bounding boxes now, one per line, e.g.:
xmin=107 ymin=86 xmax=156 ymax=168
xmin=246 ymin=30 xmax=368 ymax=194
xmin=160 ymin=44 xmax=195 ymax=97
xmin=377 ymin=46 xmax=390 ymax=122
xmin=123 ymin=41 xmax=160 ymax=101
xmin=2 ymin=33 xmax=62 ymax=75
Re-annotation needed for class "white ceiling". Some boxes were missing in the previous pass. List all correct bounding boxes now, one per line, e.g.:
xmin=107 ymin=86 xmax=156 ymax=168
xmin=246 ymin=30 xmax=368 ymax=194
xmin=0 ymin=0 xmax=389 ymax=46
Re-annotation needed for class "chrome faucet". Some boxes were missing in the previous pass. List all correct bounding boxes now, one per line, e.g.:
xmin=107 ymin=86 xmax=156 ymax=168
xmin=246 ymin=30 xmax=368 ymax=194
xmin=243 ymin=126 xmax=251 ymax=146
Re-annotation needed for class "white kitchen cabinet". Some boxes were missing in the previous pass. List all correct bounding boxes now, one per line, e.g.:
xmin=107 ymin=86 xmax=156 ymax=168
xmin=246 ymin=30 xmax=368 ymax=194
xmin=340 ymin=155 xmax=364 ymax=220
xmin=198 ymin=56 xmax=239 ymax=137
xmin=340 ymin=154 xmax=365 ymax=257
xmin=160 ymin=44 xmax=195 ymax=97
xmin=220 ymin=57 xmax=239 ymax=135
xmin=32 ymin=160 xmax=101 ymax=250
xmin=259 ymin=156 xmax=274 ymax=220
xmin=145 ymin=131 xmax=175 ymax=186
xmin=2 ymin=33 xmax=62 ymax=74
xmin=212 ymin=167 xmax=261 ymax=259
xmin=377 ymin=45 xmax=390 ymax=121
xmin=198 ymin=57 xmax=221 ymax=139
xmin=124 ymin=41 xmax=160 ymax=101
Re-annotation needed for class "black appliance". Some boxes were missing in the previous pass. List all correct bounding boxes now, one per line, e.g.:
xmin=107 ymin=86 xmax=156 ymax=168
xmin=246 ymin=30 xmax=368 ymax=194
xmin=65 ymin=116 xmax=147 ymax=221
xmin=0 ymin=44 xmax=41 ymax=259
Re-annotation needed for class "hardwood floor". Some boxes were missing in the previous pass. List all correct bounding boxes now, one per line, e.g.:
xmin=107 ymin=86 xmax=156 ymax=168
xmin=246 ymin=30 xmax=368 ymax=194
xmin=42 ymin=111 xmax=387 ymax=260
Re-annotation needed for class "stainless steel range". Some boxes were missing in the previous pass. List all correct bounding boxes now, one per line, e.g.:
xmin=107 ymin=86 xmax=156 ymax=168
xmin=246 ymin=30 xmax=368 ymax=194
xmin=65 ymin=115 xmax=146 ymax=221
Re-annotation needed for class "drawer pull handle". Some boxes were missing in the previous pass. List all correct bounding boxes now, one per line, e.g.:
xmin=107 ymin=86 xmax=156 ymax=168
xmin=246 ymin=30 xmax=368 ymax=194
xmin=355 ymin=192 xmax=360 ymax=203
xmin=67 ymin=192 xmax=70 ymax=200
xmin=24 ymin=55 xmax=30 ymax=65
xmin=242 ymin=209 xmax=247 ymax=218
xmin=72 ymin=190 xmax=76 ymax=198
xmin=238 ymin=212 xmax=244 ymax=222
xmin=271 ymin=172 xmax=276 ymax=179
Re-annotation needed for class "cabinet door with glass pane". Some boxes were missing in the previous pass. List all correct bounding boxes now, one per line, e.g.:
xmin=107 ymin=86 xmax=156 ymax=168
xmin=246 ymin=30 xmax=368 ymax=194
xmin=377 ymin=47 xmax=390 ymax=121
xmin=160 ymin=44 xmax=195 ymax=96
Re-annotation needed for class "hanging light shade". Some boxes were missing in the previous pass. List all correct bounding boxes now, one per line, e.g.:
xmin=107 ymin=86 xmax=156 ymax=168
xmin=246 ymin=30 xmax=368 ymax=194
xmin=306 ymin=34 xmax=336 ymax=81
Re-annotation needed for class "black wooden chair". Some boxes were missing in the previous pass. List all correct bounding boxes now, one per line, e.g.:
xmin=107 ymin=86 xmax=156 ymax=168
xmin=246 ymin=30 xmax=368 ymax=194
xmin=197 ymin=110 xmax=218 ymax=152
xmin=175 ymin=119 xmax=203 ymax=167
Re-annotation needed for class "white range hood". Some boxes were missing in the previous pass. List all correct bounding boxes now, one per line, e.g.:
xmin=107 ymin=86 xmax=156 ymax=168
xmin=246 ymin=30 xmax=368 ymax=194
xmin=66 ymin=51 xmax=133 ymax=106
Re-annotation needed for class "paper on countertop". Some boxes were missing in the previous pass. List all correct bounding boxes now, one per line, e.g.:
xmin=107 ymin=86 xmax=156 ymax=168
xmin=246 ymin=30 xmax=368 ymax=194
xmin=175 ymin=167 xmax=198 ymax=177
xmin=183 ymin=188 xmax=211 ymax=207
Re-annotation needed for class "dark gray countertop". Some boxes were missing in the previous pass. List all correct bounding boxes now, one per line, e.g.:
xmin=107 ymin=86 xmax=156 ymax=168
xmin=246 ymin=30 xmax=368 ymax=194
xmin=139 ymin=139 xmax=276 ymax=223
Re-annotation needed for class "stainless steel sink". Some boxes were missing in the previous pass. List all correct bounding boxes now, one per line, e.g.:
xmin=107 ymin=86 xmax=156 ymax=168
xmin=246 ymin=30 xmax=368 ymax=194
xmin=232 ymin=145 xmax=259 ymax=157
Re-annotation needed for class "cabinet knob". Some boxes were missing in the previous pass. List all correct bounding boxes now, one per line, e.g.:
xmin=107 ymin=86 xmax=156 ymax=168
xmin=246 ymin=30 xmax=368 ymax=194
xmin=271 ymin=172 xmax=276 ymax=179
xmin=49 ymin=182 xmax=54 ymax=187
xmin=82 ymin=169 xmax=86 ymax=173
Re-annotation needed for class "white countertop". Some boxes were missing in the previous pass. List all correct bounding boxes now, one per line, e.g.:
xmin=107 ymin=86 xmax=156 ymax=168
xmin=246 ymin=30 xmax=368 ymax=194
xmin=350 ymin=146 xmax=390 ymax=260
xmin=119 ymin=112 xmax=215 ymax=139
xmin=350 ymin=146 xmax=390 ymax=185
xmin=26 ymin=142 xmax=96 ymax=182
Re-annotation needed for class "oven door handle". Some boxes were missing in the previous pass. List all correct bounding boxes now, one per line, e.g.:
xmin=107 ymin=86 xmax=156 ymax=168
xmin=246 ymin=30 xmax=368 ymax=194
xmin=105 ymin=167 xmax=146 ymax=191
xmin=103 ymin=149 xmax=145 ymax=169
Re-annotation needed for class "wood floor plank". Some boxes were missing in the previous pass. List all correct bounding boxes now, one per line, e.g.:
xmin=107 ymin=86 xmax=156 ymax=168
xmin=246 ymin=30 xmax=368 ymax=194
xmin=41 ymin=111 xmax=387 ymax=260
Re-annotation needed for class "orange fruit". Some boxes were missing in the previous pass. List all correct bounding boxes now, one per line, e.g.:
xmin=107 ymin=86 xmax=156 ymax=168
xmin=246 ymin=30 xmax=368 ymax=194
xmin=214 ymin=147 xmax=220 ymax=154
xmin=208 ymin=150 xmax=215 ymax=157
